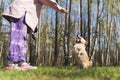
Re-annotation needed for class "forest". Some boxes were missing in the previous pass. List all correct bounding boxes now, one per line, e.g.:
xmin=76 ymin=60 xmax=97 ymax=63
xmin=0 ymin=0 xmax=120 ymax=67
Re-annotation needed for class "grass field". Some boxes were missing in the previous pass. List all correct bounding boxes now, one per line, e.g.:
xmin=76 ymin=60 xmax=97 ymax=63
xmin=0 ymin=66 xmax=120 ymax=80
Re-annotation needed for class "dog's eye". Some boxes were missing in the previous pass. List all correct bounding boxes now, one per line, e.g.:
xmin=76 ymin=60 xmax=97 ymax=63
xmin=80 ymin=53 xmax=83 ymax=55
xmin=77 ymin=48 xmax=80 ymax=51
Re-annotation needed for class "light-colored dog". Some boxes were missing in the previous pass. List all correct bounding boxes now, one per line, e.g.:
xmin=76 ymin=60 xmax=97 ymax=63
xmin=73 ymin=35 xmax=92 ymax=68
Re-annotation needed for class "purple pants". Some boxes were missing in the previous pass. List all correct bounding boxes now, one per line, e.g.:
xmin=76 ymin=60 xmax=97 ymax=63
xmin=7 ymin=15 xmax=27 ymax=62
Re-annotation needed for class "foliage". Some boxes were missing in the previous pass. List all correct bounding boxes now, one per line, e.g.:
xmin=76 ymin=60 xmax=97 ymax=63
xmin=0 ymin=66 xmax=120 ymax=80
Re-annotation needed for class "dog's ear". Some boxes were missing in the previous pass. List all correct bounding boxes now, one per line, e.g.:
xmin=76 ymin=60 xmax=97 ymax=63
xmin=85 ymin=41 xmax=88 ymax=45
xmin=77 ymin=35 xmax=81 ymax=39
xmin=81 ymin=38 xmax=87 ymax=45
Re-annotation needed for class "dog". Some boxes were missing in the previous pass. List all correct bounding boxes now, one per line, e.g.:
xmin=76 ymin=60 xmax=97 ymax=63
xmin=73 ymin=35 xmax=92 ymax=68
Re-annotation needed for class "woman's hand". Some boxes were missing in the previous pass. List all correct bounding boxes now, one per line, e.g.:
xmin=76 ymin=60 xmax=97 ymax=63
xmin=39 ymin=0 xmax=67 ymax=13
xmin=59 ymin=7 xmax=67 ymax=13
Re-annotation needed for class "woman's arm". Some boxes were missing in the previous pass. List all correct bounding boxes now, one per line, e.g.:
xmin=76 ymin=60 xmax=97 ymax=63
xmin=38 ymin=0 xmax=67 ymax=13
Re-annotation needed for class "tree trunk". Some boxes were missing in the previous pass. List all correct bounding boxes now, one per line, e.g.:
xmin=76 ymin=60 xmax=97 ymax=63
xmin=52 ymin=0 xmax=59 ymax=66
xmin=90 ymin=0 xmax=100 ymax=63
xmin=35 ymin=15 xmax=41 ymax=65
xmin=80 ymin=0 xmax=83 ymax=36
xmin=67 ymin=0 xmax=72 ymax=65
xmin=87 ymin=0 xmax=92 ymax=56
xmin=63 ymin=0 xmax=69 ymax=66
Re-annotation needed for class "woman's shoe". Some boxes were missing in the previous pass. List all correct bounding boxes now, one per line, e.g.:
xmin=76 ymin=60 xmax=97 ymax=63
xmin=5 ymin=64 xmax=22 ymax=71
xmin=19 ymin=62 xmax=37 ymax=70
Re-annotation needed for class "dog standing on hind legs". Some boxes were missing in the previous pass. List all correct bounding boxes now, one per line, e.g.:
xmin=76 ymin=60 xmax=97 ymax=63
xmin=73 ymin=35 xmax=92 ymax=68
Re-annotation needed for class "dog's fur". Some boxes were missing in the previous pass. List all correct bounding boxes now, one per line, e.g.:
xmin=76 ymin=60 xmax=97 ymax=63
xmin=73 ymin=35 xmax=92 ymax=68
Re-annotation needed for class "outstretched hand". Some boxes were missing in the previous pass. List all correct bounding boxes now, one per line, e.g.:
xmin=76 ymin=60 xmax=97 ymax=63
xmin=59 ymin=8 xmax=67 ymax=13
xmin=39 ymin=0 xmax=67 ymax=13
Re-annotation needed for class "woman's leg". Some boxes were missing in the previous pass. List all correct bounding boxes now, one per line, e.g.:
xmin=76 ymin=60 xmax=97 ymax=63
xmin=6 ymin=15 xmax=37 ymax=70
xmin=7 ymin=15 xmax=27 ymax=63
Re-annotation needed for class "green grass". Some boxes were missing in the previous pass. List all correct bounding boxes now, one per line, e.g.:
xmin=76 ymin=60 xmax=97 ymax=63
xmin=0 ymin=66 xmax=120 ymax=80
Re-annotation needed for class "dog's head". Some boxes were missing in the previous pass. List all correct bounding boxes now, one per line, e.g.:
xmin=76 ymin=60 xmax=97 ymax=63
xmin=74 ymin=44 xmax=86 ymax=54
xmin=75 ymin=35 xmax=87 ymax=45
